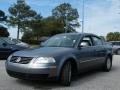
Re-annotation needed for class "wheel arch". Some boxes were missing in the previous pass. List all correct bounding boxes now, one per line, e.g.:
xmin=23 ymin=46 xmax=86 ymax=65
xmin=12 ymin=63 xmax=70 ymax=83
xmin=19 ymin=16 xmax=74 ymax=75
xmin=59 ymin=57 xmax=78 ymax=78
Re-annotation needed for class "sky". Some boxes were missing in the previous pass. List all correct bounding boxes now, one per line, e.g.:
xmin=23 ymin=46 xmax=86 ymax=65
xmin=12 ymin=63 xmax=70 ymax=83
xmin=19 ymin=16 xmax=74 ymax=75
xmin=0 ymin=0 xmax=120 ymax=38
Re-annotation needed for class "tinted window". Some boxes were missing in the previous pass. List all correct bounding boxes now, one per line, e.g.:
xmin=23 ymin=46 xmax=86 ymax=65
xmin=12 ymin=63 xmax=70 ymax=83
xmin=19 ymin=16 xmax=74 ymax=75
xmin=92 ymin=36 xmax=103 ymax=46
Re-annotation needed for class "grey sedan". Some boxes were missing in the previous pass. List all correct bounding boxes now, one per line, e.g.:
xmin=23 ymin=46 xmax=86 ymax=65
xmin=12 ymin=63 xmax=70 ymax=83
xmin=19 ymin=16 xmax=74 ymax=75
xmin=5 ymin=33 xmax=113 ymax=86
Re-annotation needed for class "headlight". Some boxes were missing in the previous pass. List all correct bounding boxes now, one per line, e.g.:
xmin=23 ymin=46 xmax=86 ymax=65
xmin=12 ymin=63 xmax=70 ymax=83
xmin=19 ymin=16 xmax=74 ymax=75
xmin=33 ymin=57 xmax=56 ymax=64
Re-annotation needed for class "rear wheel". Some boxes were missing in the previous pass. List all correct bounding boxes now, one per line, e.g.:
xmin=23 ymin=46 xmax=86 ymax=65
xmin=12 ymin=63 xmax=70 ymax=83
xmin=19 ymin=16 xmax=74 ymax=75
xmin=103 ymin=57 xmax=112 ymax=72
xmin=60 ymin=61 xmax=72 ymax=86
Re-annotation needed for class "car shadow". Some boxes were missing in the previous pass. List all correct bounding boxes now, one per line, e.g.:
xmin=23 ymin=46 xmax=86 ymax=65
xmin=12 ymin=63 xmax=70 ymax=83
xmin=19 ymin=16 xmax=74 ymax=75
xmin=15 ymin=66 xmax=117 ymax=90
xmin=16 ymin=79 xmax=61 ymax=90
xmin=72 ymin=65 xmax=118 ymax=86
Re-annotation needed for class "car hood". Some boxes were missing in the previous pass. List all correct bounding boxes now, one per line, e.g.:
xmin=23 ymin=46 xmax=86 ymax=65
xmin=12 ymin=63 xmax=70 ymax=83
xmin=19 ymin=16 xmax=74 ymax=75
xmin=13 ymin=47 xmax=75 ymax=57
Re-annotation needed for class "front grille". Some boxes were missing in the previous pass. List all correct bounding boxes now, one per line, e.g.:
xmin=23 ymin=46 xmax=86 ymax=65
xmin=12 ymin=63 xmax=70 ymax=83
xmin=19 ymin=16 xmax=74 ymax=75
xmin=10 ymin=56 xmax=33 ymax=64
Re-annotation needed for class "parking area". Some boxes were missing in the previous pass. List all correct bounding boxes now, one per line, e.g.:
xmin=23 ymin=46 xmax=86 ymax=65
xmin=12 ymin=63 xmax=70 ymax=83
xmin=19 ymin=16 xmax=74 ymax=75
xmin=0 ymin=55 xmax=120 ymax=90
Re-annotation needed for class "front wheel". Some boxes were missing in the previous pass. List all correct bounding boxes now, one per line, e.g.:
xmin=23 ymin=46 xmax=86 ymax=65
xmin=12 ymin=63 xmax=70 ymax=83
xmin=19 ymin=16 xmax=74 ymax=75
xmin=103 ymin=57 xmax=112 ymax=72
xmin=60 ymin=61 xmax=72 ymax=86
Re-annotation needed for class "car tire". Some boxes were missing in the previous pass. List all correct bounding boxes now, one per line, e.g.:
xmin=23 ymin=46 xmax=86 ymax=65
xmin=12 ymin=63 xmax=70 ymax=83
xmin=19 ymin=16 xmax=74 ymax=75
xmin=60 ymin=61 xmax=72 ymax=86
xmin=117 ymin=49 xmax=120 ymax=55
xmin=103 ymin=57 xmax=112 ymax=72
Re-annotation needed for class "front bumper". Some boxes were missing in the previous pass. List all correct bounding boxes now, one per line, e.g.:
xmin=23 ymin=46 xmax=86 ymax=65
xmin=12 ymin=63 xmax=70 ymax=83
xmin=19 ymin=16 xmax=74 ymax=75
xmin=5 ymin=61 xmax=58 ymax=80
xmin=7 ymin=70 xmax=49 ymax=80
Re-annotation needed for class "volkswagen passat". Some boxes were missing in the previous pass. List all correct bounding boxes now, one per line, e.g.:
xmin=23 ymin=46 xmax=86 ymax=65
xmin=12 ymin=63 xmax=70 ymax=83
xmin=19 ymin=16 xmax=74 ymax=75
xmin=5 ymin=33 xmax=113 ymax=86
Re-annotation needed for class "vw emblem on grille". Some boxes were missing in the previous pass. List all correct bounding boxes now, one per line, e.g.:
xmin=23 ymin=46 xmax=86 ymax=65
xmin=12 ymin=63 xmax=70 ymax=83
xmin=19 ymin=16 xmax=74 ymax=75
xmin=16 ymin=57 xmax=21 ymax=63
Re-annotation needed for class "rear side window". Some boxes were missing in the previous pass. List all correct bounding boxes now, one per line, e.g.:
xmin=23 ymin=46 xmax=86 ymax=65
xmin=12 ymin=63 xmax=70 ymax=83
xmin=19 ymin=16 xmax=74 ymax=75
xmin=92 ymin=36 xmax=103 ymax=46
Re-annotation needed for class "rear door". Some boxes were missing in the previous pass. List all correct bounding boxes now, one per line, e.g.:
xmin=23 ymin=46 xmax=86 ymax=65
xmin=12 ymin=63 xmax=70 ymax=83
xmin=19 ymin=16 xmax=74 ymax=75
xmin=92 ymin=36 xmax=106 ymax=65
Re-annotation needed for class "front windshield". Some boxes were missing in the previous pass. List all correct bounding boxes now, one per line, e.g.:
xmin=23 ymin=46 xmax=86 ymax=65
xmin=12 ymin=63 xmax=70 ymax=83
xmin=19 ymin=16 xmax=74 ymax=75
xmin=42 ymin=34 xmax=79 ymax=47
xmin=1 ymin=37 xmax=15 ymax=44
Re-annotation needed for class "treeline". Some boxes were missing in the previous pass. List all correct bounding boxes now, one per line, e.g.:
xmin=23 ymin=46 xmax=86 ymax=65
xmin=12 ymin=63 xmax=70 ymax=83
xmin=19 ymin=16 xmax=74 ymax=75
xmin=107 ymin=32 xmax=120 ymax=41
xmin=1 ymin=0 xmax=80 ymax=42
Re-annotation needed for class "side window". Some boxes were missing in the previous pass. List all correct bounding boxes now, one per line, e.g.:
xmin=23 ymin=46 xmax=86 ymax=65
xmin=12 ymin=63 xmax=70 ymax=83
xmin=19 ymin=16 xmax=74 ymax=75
xmin=92 ymin=37 xmax=103 ymax=46
xmin=80 ymin=36 xmax=93 ymax=46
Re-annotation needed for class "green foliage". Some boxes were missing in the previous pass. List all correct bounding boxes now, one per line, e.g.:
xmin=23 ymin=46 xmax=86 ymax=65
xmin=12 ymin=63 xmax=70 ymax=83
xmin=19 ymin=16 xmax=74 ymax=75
xmin=107 ymin=32 xmax=120 ymax=41
xmin=6 ymin=1 xmax=80 ymax=43
xmin=7 ymin=0 xmax=37 ymax=39
xmin=28 ymin=14 xmax=43 ymax=40
xmin=23 ymin=16 xmax=64 ymax=41
xmin=22 ymin=31 xmax=33 ymax=40
xmin=52 ymin=3 xmax=79 ymax=32
xmin=40 ymin=16 xmax=64 ymax=36
xmin=24 ymin=3 xmax=80 ymax=41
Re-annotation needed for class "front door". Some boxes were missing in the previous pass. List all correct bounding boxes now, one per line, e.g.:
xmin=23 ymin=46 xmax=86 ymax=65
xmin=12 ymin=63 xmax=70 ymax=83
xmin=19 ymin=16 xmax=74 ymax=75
xmin=76 ymin=36 xmax=96 ymax=70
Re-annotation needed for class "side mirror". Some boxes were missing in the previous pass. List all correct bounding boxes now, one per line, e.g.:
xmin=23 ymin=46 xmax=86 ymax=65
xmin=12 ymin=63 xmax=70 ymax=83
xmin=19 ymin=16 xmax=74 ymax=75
xmin=2 ymin=43 xmax=7 ymax=47
xmin=80 ymin=41 xmax=89 ymax=47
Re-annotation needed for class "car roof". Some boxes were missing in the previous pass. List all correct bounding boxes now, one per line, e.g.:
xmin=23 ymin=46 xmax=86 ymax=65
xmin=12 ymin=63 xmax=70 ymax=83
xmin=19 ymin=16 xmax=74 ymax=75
xmin=56 ymin=32 xmax=96 ymax=36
